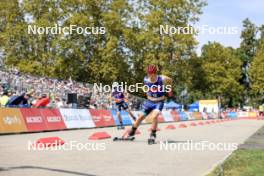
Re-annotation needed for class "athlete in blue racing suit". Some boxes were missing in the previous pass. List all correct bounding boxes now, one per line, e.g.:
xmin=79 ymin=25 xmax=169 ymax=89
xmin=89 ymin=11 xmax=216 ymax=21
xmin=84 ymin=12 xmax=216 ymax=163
xmin=127 ymin=65 xmax=173 ymax=144
xmin=112 ymin=87 xmax=136 ymax=129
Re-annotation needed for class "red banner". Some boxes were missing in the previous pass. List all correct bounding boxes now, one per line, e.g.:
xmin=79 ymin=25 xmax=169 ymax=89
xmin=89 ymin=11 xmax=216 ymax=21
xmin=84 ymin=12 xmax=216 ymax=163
xmin=40 ymin=109 xmax=66 ymax=130
xmin=20 ymin=108 xmax=47 ymax=132
xmin=220 ymin=112 xmax=227 ymax=119
xmin=157 ymin=113 xmax=165 ymax=123
xmin=89 ymin=109 xmax=115 ymax=127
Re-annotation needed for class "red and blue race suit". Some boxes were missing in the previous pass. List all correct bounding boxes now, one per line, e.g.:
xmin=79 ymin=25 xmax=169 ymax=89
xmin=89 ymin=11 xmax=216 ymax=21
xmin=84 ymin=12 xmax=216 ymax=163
xmin=112 ymin=90 xmax=128 ymax=111
xmin=142 ymin=75 xmax=165 ymax=116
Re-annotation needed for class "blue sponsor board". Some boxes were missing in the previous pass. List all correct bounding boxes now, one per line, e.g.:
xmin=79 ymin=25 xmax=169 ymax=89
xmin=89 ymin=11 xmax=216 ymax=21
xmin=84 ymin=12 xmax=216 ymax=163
xmin=179 ymin=112 xmax=188 ymax=121
xmin=227 ymin=112 xmax=237 ymax=118
xmin=111 ymin=110 xmax=132 ymax=125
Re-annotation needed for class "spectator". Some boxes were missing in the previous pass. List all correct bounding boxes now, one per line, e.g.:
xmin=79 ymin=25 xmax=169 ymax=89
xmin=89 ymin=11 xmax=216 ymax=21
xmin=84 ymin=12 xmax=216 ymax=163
xmin=55 ymin=97 xmax=65 ymax=108
xmin=33 ymin=94 xmax=50 ymax=108
xmin=0 ymin=68 xmax=143 ymax=109
xmin=6 ymin=92 xmax=31 ymax=107
xmin=0 ymin=91 xmax=10 ymax=107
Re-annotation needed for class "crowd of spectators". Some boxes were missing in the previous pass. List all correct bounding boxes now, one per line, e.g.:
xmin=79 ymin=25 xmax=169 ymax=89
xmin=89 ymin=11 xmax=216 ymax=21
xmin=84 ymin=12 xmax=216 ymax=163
xmin=0 ymin=68 xmax=143 ymax=109
xmin=0 ymin=68 xmax=262 ymax=114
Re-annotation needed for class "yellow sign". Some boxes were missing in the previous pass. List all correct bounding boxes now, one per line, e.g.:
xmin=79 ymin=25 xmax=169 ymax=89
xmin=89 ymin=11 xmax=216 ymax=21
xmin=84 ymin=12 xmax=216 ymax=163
xmin=199 ymin=99 xmax=219 ymax=113
xmin=0 ymin=108 xmax=27 ymax=133
xmin=199 ymin=100 xmax=218 ymax=104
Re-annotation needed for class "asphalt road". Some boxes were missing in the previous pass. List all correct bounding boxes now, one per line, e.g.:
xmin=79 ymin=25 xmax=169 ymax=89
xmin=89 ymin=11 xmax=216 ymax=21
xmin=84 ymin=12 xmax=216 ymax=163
xmin=0 ymin=119 xmax=263 ymax=176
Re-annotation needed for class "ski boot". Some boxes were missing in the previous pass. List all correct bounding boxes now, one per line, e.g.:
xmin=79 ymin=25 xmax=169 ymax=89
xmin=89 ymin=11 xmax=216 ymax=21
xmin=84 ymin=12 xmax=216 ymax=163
xmin=125 ymin=126 xmax=137 ymax=140
xmin=148 ymin=130 xmax=156 ymax=145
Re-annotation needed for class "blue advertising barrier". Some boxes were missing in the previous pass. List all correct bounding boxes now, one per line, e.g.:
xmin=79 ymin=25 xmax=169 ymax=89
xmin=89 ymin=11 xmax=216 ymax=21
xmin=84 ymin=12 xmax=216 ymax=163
xmin=179 ymin=112 xmax=188 ymax=121
xmin=111 ymin=110 xmax=133 ymax=126
xmin=227 ymin=112 xmax=238 ymax=118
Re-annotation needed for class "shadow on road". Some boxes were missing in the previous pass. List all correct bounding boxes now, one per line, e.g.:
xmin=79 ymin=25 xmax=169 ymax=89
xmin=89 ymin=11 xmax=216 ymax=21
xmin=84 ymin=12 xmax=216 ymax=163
xmin=0 ymin=165 xmax=97 ymax=176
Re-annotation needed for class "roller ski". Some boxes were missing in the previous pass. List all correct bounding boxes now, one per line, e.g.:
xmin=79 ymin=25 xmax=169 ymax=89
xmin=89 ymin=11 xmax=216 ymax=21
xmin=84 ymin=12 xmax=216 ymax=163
xmin=113 ymin=126 xmax=136 ymax=141
xmin=113 ymin=136 xmax=135 ymax=141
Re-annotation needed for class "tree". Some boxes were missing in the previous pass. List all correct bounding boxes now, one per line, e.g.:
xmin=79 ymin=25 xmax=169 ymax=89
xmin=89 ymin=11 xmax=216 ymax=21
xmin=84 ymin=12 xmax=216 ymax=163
xmin=125 ymin=0 xmax=206 ymax=98
xmin=249 ymin=38 xmax=264 ymax=105
xmin=187 ymin=55 xmax=209 ymax=102
xmin=0 ymin=0 xmax=29 ymax=70
xmin=201 ymin=42 xmax=243 ymax=107
xmin=239 ymin=18 xmax=258 ymax=104
xmin=0 ymin=0 xmax=207 ymax=100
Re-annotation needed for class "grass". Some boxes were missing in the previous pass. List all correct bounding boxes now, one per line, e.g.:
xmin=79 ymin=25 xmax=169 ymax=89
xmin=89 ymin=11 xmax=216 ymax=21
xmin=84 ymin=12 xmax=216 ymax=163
xmin=207 ymin=149 xmax=264 ymax=176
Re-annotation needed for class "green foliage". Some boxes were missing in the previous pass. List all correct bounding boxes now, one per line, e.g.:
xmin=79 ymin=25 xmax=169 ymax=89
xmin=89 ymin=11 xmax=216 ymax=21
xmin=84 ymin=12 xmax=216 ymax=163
xmin=0 ymin=1 xmax=263 ymax=107
xmin=239 ymin=19 xmax=264 ymax=106
xmin=200 ymin=42 xmax=243 ymax=106
xmin=240 ymin=18 xmax=258 ymax=64
xmin=239 ymin=18 xmax=258 ymax=105
xmin=249 ymin=38 xmax=264 ymax=104
xmin=208 ymin=149 xmax=264 ymax=176
xmin=0 ymin=0 xmax=206 ymax=97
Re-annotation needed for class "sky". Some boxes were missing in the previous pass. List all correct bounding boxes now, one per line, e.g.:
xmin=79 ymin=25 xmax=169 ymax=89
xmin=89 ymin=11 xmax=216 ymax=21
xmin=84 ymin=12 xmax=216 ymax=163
xmin=195 ymin=0 xmax=264 ymax=55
